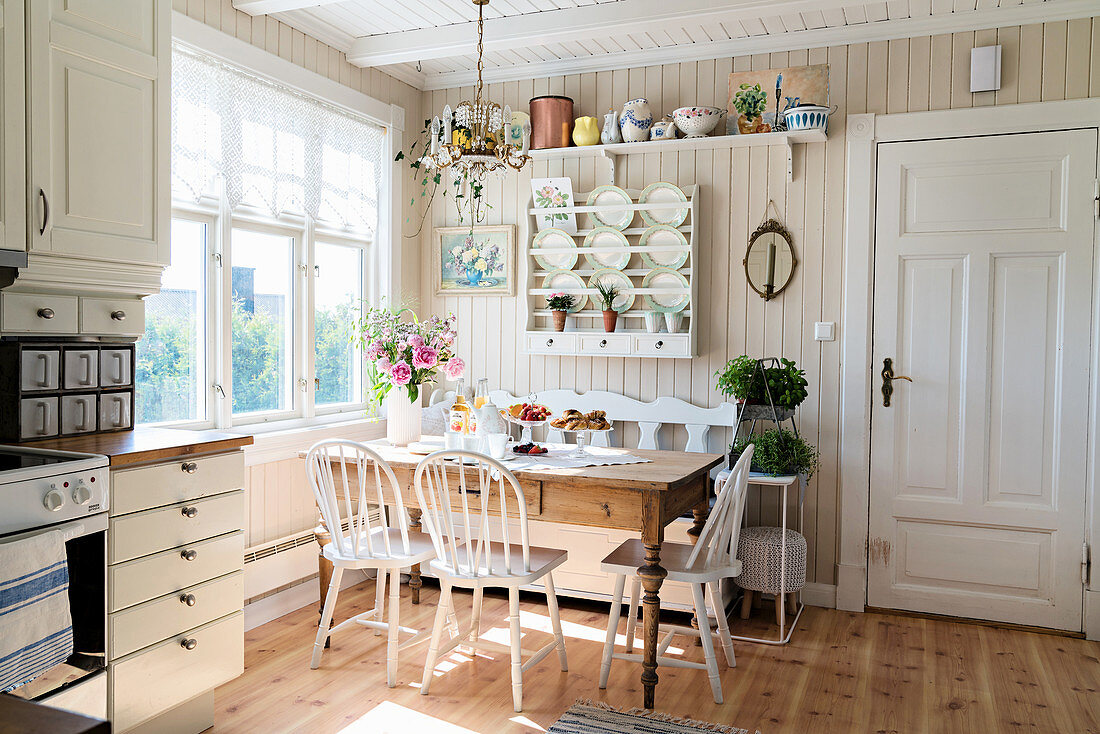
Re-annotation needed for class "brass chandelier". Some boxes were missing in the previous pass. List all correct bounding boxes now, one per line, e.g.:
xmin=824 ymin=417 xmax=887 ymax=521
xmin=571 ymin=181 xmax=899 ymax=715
xmin=424 ymin=0 xmax=530 ymax=185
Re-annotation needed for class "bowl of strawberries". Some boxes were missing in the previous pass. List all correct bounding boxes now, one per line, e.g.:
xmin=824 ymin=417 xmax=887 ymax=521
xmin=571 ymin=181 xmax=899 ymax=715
xmin=503 ymin=401 xmax=552 ymax=427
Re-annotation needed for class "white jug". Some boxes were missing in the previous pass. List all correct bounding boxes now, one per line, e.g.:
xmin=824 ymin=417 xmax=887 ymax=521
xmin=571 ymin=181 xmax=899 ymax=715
xmin=619 ymin=98 xmax=652 ymax=143
xmin=601 ymin=110 xmax=622 ymax=145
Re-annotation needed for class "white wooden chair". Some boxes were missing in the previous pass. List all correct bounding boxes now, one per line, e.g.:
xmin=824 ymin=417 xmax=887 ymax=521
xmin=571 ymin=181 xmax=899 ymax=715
xmin=597 ymin=445 xmax=754 ymax=704
xmin=414 ymin=449 xmax=569 ymax=713
xmin=305 ymin=439 xmax=438 ymax=687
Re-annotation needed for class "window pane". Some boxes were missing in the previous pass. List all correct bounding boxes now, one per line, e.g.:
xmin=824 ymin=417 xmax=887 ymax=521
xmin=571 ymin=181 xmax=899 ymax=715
xmin=231 ymin=229 xmax=293 ymax=415
xmin=137 ymin=219 xmax=206 ymax=424
xmin=314 ymin=243 xmax=363 ymax=406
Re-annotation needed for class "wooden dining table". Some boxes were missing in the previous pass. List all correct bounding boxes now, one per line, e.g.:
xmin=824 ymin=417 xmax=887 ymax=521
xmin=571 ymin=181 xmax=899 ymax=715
xmin=307 ymin=440 xmax=724 ymax=709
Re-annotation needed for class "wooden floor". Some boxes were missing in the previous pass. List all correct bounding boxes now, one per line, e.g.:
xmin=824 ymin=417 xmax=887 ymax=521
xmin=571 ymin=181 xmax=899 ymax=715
xmin=213 ymin=577 xmax=1100 ymax=734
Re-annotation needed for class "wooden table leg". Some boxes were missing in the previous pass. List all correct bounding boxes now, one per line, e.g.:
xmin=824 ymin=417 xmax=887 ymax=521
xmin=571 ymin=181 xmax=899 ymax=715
xmin=313 ymin=520 xmax=333 ymax=648
xmin=408 ymin=507 xmax=423 ymax=604
xmin=638 ymin=495 xmax=666 ymax=710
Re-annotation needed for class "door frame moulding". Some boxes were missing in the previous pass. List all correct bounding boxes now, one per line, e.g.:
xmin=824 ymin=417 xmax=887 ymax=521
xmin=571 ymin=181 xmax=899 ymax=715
xmin=838 ymin=98 xmax=1100 ymax=640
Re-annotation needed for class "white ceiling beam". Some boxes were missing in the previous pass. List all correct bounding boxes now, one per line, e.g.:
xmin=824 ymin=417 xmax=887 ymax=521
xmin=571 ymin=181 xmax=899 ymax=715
xmin=415 ymin=0 xmax=1100 ymax=90
xmin=346 ymin=0 xmax=857 ymax=67
xmin=232 ymin=0 xmax=344 ymax=16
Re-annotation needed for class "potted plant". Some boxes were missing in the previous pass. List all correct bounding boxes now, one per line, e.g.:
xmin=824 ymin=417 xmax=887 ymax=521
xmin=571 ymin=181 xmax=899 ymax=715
xmin=715 ymin=355 xmax=764 ymax=403
xmin=546 ymin=292 xmax=576 ymax=332
xmin=764 ymin=357 xmax=809 ymax=410
xmin=730 ymin=428 xmax=819 ymax=477
xmin=733 ymin=83 xmax=770 ymax=134
xmin=593 ymin=279 xmax=620 ymax=332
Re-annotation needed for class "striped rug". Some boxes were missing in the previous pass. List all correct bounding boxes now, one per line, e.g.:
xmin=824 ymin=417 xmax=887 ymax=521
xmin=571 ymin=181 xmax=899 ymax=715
xmin=548 ymin=701 xmax=759 ymax=734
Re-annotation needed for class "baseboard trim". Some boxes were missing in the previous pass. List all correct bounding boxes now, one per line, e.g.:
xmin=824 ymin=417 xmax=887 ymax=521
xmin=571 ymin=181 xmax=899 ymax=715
xmin=243 ymin=569 xmax=376 ymax=632
xmin=836 ymin=562 xmax=866 ymax=612
xmin=800 ymin=582 xmax=837 ymax=609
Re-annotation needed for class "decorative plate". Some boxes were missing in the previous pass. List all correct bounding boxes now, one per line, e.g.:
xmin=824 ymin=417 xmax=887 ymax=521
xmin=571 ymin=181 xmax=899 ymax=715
xmin=541 ymin=269 xmax=587 ymax=313
xmin=531 ymin=228 xmax=579 ymax=271
xmin=639 ymin=182 xmax=688 ymax=227
xmin=642 ymin=267 xmax=690 ymax=313
xmin=639 ymin=225 xmax=689 ymax=269
xmin=582 ymin=227 xmax=630 ymax=270
xmin=510 ymin=111 xmax=531 ymax=147
xmin=588 ymin=268 xmax=635 ymax=313
xmin=586 ymin=185 xmax=634 ymax=230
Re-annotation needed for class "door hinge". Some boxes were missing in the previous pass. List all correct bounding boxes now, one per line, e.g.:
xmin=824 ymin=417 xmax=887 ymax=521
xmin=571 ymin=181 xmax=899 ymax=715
xmin=1084 ymin=542 xmax=1091 ymax=585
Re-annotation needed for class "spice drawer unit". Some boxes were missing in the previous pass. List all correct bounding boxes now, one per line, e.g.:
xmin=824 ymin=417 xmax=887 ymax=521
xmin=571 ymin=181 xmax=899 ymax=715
xmin=109 ymin=571 xmax=243 ymax=659
xmin=108 ymin=490 xmax=244 ymax=564
xmin=109 ymin=612 xmax=244 ymax=733
xmin=109 ymin=530 xmax=244 ymax=613
xmin=111 ymin=452 xmax=245 ymax=516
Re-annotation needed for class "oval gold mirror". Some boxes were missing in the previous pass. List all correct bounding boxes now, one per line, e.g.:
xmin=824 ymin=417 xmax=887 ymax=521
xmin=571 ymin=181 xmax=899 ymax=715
xmin=744 ymin=219 xmax=797 ymax=301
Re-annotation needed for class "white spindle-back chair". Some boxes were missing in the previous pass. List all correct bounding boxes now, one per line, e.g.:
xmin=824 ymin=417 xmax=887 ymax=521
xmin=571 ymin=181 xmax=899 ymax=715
xmin=414 ymin=449 xmax=569 ymax=713
xmin=597 ymin=445 xmax=755 ymax=704
xmin=305 ymin=439 xmax=438 ymax=686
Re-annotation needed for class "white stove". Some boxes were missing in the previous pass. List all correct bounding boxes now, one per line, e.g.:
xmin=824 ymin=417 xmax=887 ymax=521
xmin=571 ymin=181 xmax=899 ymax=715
xmin=0 ymin=446 xmax=109 ymax=535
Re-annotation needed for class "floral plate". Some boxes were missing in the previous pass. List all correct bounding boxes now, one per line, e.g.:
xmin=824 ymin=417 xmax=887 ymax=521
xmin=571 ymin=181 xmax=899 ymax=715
xmin=541 ymin=269 xmax=587 ymax=313
xmin=642 ymin=267 xmax=690 ymax=313
xmin=639 ymin=182 xmax=688 ymax=227
xmin=582 ymin=227 xmax=630 ymax=270
xmin=638 ymin=225 xmax=689 ymax=269
xmin=531 ymin=228 xmax=578 ymax=271
xmin=587 ymin=268 xmax=635 ymax=312
xmin=586 ymin=185 xmax=634 ymax=230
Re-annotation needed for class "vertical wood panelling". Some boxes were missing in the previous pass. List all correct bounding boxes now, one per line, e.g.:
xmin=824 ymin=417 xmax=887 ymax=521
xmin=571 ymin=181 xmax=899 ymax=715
xmin=400 ymin=19 xmax=1100 ymax=586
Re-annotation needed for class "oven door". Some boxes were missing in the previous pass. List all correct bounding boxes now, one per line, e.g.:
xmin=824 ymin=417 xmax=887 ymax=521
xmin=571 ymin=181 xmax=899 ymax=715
xmin=2 ymin=514 xmax=108 ymax=719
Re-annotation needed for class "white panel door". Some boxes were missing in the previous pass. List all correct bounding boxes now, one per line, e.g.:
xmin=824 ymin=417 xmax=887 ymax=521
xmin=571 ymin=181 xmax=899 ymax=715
xmin=26 ymin=0 xmax=169 ymax=265
xmin=869 ymin=129 xmax=1097 ymax=631
xmin=0 ymin=0 xmax=26 ymax=253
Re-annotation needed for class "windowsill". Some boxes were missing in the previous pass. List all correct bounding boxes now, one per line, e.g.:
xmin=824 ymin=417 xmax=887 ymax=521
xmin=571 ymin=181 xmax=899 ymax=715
xmin=179 ymin=411 xmax=387 ymax=464
xmin=227 ymin=410 xmax=379 ymax=437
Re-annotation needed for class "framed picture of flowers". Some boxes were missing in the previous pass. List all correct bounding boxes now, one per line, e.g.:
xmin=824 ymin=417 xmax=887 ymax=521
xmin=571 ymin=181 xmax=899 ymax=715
xmin=434 ymin=225 xmax=516 ymax=296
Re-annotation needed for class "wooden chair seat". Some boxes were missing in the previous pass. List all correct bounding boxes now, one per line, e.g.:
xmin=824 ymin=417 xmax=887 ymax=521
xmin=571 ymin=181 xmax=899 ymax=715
xmin=601 ymin=538 xmax=742 ymax=584
xmin=430 ymin=543 xmax=568 ymax=587
xmin=323 ymin=528 xmax=439 ymax=568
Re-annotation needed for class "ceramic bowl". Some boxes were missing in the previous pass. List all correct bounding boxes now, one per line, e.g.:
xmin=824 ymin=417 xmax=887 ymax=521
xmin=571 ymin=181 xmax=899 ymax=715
xmin=671 ymin=106 xmax=725 ymax=138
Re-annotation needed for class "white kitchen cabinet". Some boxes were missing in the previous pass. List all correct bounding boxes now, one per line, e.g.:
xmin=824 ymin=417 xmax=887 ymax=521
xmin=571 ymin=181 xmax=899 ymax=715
xmin=0 ymin=0 xmax=26 ymax=256
xmin=26 ymin=0 xmax=169 ymax=267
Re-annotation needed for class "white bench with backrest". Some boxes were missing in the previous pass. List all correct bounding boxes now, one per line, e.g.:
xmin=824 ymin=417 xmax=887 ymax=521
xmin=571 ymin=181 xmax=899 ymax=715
xmin=427 ymin=388 xmax=738 ymax=611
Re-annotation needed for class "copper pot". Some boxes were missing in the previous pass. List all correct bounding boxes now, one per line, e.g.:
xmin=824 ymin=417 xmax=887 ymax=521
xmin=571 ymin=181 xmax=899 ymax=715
xmin=530 ymin=95 xmax=574 ymax=149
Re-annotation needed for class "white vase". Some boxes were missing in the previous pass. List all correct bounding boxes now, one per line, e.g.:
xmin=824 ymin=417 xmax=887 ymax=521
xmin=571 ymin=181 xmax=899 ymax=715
xmin=386 ymin=389 xmax=422 ymax=446
xmin=619 ymin=98 xmax=653 ymax=143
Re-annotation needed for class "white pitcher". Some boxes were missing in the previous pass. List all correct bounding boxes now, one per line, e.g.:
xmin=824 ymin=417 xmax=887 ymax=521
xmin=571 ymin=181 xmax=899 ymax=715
xmin=619 ymin=98 xmax=652 ymax=143
xmin=601 ymin=110 xmax=622 ymax=144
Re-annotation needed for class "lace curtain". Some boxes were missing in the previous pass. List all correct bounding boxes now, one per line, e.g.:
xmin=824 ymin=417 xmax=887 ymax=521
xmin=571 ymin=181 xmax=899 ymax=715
xmin=171 ymin=45 xmax=385 ymax=235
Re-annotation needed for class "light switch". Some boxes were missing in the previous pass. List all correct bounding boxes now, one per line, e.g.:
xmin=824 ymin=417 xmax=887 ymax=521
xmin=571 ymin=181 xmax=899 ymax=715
xmin=814 ymin=322 xmax=835 ymax=341
xmin=970 ymin=45 xmax=1001 ymax=93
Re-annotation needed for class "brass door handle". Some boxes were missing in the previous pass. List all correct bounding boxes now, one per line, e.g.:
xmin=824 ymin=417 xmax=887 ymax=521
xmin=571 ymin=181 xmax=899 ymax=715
xmin=881 ymin=357 xmax=913 ymax=407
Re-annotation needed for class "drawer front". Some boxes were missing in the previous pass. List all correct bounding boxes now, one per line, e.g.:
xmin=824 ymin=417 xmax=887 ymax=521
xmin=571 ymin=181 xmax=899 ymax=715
xmin=98 ymin=391 xmax=132 ymax=431
xmin=61 ymin=394 xmax=98 ymax=434
xmin=109 ymin=571 xmax=243 ymax=660
xmin=634 ymin=334 xmax=691 ymax=357
xmin=525 ymin=333 xmax=576 ymax=355
xmin=109 ymin=612 xmax=244 ymax=733
xmin=80 ymin=297 xmax=145 ymax=337
xmin=99 ymin=349 xmax=133 ymax=387
xmin=62 ymin=349 xmax=99 ymax=389
xmin=577 ymin=334 xmax=631 ymax=354
xmin=20 ymin=396 xmax=58 ymax=439
xmin=20 ymin=349 xmax=60 ymax=391
xmin=1 ymin=293 xmax=78 ymax=333
xmin=112 ymin=452 xmax=246 ymax=516
xmin=109 ymin=490 xmax=244 ymax=564
xmin=109 ymin=531 xmax=244 ymax=612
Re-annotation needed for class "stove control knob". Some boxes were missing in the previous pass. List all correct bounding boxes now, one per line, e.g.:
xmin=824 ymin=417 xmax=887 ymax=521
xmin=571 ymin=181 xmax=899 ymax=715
xmin=43 ymin=489 xmax=65 ymax=512
xmin=72 ymin=485 xmax=92 ymax=505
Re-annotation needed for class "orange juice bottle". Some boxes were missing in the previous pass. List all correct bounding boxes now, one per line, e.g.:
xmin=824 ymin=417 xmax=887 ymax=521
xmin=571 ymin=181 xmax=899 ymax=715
xmin=449 ymin=379 xmax=471 ymax=435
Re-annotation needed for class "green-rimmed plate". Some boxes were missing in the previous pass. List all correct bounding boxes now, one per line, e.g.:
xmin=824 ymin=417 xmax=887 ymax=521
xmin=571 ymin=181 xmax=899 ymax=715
xmin=639 ymin=182 xmax=688 ymax=227
xmin=588 ymin=268 xmax=635 ymax=313
xmin=531 ymin=228 xmax=579 ymax=271
xmin=642 ymin=267 xmax=690 ymax=313
xmin=542 ymin=269 xmax=587 ymax=313
xmin=582 ymin=227 xmax=630 ymax=270
xmin=586 ymin=185 xmax=634 ymax=230
xmin=639 ymin=225 xmax=689 ymax=269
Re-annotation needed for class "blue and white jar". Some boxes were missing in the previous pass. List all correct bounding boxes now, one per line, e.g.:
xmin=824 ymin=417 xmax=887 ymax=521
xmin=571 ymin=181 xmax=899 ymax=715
xmin=619 ymin=98 xmax=652 ymax=143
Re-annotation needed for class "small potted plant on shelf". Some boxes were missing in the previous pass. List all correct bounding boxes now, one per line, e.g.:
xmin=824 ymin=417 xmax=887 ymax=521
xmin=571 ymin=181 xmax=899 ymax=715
xmin=546 ymin=292 xmax=576 ymax=332
xmin=593 ymin=279 xmax=620 ymax=333
xmin=730 ymin=428 xmax=819 ymax=477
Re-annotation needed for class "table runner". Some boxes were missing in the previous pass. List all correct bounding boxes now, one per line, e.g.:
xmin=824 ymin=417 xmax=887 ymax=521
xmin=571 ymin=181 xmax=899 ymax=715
xmin=504 ymin=444 xmax=651 ymax=472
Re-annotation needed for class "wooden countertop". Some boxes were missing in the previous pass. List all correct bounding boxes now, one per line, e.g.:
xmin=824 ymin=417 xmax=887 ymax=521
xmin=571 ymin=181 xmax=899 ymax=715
xmin=23 ymin=427 xmax=253 ymax=466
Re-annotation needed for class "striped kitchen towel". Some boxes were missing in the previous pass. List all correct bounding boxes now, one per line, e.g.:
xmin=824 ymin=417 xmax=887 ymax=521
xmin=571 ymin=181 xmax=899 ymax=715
xmin=0 ymin=530 xmax=74 ymax=692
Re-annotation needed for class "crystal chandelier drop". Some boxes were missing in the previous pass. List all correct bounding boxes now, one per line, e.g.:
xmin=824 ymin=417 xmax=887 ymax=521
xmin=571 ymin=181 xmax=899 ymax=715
xmin=423 ymin=0 xmax=530 ymax=190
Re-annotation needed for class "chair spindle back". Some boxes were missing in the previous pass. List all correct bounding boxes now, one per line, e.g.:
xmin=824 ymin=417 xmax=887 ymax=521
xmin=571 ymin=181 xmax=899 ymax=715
xmin=686 ymin=445 xmax=754 ymax=570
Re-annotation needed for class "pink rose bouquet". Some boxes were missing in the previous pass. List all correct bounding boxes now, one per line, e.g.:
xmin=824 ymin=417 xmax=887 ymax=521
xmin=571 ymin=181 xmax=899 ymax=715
xmin=357 ymin=304 xmax=464 ymax=405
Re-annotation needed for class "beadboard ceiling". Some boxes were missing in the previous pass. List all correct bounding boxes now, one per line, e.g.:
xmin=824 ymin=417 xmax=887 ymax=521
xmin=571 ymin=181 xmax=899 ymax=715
xmin=232 ymin=0 xmax=1097 ymax=90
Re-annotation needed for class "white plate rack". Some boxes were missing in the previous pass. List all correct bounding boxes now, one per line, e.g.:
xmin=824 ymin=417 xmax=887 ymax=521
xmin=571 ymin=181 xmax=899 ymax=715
xmin=523 ymin=185 xmax=699 ymax=359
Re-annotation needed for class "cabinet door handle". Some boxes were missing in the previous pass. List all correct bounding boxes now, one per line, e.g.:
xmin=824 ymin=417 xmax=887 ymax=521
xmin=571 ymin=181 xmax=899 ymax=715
xmin=36 ymin=353 xmax=49 ymax=387
xmin=80 ymin=353 xmax=91 ymax=385
xmin=37 ymin=402 xmax=50 ymax=435
xmin=110 ymin=310 xmax=126 ymax=322
xmin=77 ymin=401 xmax=88 ymax=432
xmin=180 ymin=638 xmax=198 ymax=651
xmin=37 ymin=307 xmax=55 ymax=320
xmin=180 ymin=593 xmax=197 ymax=606
xmin=181 ymin=506 xmax=198 ymax=518
xmin=38 ymin=189 xmax=49 ymax=236
xmin=181 ymin=461 xmax=198 ymax=474
xmin=180 ymin=549 xmax=198 ymax=561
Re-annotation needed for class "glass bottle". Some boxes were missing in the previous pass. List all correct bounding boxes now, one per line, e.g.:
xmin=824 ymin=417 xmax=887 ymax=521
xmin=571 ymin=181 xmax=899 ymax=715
xmin=449 ymin=378 xmax=471 ymax=435
xmin=474 ymin=378 xmax=489 ymax=409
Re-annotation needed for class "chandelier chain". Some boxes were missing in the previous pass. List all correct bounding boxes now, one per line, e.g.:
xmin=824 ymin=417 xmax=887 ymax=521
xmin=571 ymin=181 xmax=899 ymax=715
xmin=475 ymin=0 xmax=484 ymax=109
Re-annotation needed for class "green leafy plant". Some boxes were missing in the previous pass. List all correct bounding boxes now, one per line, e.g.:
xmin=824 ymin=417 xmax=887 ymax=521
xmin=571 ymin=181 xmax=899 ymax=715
xmin=763 ymin=357 xmax=809 ymax=409
xmin=733 ymin=83 xmax=768 ymax=119
xmin=715 ymin=355 xmax=809 ymax=409
xmin=715 ymin=355 xmax=764 ymax=402
xmin=546 ymin=292 xmax=577 ymax=312
xmin=593 ymin=279 xmax=620 ymax=311
xmin=731 ymin=428 xmax=819 ymax=478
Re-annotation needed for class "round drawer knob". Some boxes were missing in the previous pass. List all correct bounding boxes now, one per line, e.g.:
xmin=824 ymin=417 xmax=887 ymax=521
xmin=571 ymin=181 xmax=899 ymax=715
xmin=180 ymin=549 xmax=198 ymax=562
xmin=181 ymin=506 xmax=198 ymax=519
xmin=181 ymin=461 xmax=198 ymax=474
xmin=600 ymin=339 xmax=607 ymax=348
xmin=36 ymin=307 xmax=55 ymax=320
xmin=180 ymin=638 xmax=198 ymax=651
xmin=110 ymin=310 xmax=126 ymax=322
xmin=655 ymin=340 xmax=664 ymax=349
xmin=180 ymin=593 xmax=197 ymax=607
xmin=546 ymin=338 xmax=553 ymax=347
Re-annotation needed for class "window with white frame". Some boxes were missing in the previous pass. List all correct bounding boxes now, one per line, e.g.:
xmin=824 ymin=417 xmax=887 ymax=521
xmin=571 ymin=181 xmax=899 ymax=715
xmin=137 ymin=45 xmax=386 ymax=428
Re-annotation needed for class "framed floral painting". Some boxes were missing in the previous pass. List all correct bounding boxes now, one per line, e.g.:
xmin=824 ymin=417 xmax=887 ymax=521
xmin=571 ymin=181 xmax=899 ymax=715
xmin=434 ymin=225 xmax=516 ymax=296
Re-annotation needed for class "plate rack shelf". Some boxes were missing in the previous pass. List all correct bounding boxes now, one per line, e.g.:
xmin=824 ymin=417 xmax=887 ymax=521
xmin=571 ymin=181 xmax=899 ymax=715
xmin=523 ymin=185 xmax=699 ymax=359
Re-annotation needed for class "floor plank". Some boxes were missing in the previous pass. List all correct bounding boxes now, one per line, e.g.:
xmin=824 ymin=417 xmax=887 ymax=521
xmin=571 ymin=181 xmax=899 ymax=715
xmin=213 ymin=578 xmax=1100 ymax=733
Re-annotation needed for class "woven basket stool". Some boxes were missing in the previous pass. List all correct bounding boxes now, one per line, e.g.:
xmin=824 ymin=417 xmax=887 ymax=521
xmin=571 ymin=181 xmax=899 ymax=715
xmin=736 ymin=526 xmax=807 ymax=625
